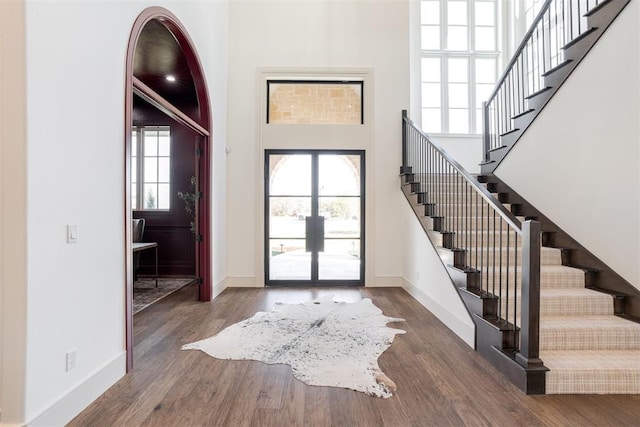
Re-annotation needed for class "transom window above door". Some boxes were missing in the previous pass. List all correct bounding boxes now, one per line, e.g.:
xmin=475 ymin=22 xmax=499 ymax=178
xmin=266 ymin=80 xmax=364 ymax=125
xmin=131 ymin=126 xmax=171 ymax=210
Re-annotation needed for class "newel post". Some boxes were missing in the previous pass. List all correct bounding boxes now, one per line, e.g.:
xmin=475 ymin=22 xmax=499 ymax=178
xmin=401 ymin=110 xmax=410 ymax=174
xmin=516 ymin=220 xmax=544 ymax=368
xmin=482 ymin=101 xmax=490 ymax=164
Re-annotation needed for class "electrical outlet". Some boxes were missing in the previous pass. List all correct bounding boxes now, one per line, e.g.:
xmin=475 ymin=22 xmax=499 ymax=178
xmin=66 ymin=348 xmax=78 ymax=371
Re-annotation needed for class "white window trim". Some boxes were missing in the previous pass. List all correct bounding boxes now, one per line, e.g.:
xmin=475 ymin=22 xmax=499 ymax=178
xmin=417 ymin=0 xmax=505 ymax=135
xmin=132 ymin=125 xmax=171 ymax=211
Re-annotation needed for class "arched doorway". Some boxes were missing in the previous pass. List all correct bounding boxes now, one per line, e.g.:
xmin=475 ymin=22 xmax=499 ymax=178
xmin=124 ymin=7 xmax=212 ymax=370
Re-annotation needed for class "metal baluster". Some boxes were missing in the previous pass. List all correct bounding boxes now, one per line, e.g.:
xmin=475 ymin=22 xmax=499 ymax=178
xmin=419 ymin=129 xmax=422 ymax=188
xmin=514 ymin=232 xmax=519 ymax=344
xmin=492 ymin=209 xmax=497 ymax=297
xmin=431 ymin=147 xmax=435 ymax=215
xmin=505 ymin=225 xmax=510 ymax=327
xmin=498 ymin=217 xmax=503 ymax=320
xmin=553 ymin=0 xmax=560 ymax=65
xmin=485 ymin=201 xmax=490 ymax=294
xmin=479 ymin=198 xmax=484 ymax=291
xmin=543 ymin=9 xmax=549 ymax=73
xmin=438 ymin=154 xmax=442 ymax=228
xmin=577 ymin=0 xmax=582 ymax=37
xmin=456 ymin=174 xmax=460 ymax=250
xmin=568 ymin=0 xmax=574 ymax=41
xmin=464 ymin=183 xmax=470 ymax=266
xmin=445 ymin=163 xmax=449 ymax=240
xmin=561 ymin=0 xmax=566 ymax=52
xmin=473 ymin=188 xmax=477 ymax=271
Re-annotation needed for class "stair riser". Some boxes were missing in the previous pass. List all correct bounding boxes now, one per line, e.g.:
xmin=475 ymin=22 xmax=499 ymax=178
xmin=452 ymin=232 xmax=524 ymax=247
xmin=512 ymin=110 xmax=536 ymax=129
xmin=501 ymin=298 xmax=614 ymax=318
xmin=437 ymin=219 xmax=521 ymax=232
xmin=458 ymin=249 xmax=562 ymax=266
xmin=478 ymin=271 xmax=585 ymax=289
xmin=546 ymin=370 xmax=640 ymax=394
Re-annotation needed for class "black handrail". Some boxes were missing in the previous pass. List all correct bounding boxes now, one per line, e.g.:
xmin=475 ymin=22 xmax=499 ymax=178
xmin=483 ymin=0 xmax=606 ymax=158
xmin=402 ymin=110 xmax=541 ymax=367
xmin=403 ymin=112 xmax=521 ymax=231
xmin=486 ymin=0 xmax=554 ymax=105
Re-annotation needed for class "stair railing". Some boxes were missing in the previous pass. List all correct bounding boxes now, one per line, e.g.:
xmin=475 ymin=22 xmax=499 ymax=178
xmin=402 ymin=110 xmax=542 ymax=368
xmin=483 ymin=0 xmax=606 ymax=161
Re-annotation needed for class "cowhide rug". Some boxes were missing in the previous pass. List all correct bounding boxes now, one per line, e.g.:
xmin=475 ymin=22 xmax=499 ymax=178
xmin=181 ymin=296 xmax=406 ymax=398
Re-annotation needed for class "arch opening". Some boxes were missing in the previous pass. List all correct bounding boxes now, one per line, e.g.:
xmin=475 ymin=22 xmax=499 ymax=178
xmin=124 ymin=7 xmax=212 ymax=371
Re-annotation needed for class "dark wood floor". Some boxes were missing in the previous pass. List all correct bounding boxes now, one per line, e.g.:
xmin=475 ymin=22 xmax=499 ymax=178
xmin=69 ymin=285 xmax=640 ymax=426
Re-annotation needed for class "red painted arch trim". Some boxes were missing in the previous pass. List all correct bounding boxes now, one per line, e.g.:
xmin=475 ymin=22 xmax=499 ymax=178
xmin=124 ymin=6 xmax=213 ymax=372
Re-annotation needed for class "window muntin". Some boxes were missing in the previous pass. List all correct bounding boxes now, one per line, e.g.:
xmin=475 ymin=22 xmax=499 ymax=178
xmin=267 ymin=80 xmax=364 ymax=125
xmin=132 ymin=126 xmax=171 ymax=210
xmin=420 ymin=0 xmax=500 ymax=134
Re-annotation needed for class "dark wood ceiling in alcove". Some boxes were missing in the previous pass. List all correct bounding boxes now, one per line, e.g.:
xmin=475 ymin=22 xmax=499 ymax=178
xmin=133 ymin=20 xmax=199 ymax=113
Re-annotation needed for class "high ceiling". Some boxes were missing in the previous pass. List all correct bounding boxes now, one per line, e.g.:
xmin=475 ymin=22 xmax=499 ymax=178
xmin=133 ymin=20 xmax=199 ymax=113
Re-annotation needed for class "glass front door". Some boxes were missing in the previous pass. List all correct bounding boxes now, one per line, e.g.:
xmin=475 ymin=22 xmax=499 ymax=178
xmin=265 ymin=151 xmax=364 ymax=285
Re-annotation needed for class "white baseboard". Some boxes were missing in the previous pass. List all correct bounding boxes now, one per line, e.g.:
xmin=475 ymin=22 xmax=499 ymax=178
xmin=212 ymin=278 xmax=227 ymax=298
xmin=27 ymin=352 xmax=126 ymax=427
xmin=224 ymin=276 xmax=404 ymax=288
xmin=401 ymin=277 xmax=475 ymax=348
xmin=225 ymin=276 xmax=261 ymax=287
xmin=368 ymin=276 xmax=403 ymax=287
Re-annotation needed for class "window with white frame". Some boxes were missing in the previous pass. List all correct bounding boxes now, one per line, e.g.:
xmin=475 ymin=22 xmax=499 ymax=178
xmin=524 ymin=0 xmax=544 ymax=28
xmin=420 ymin=0 xmax=500 ymax=134
xmin=132 ymin=126 xmax=171 ymax=210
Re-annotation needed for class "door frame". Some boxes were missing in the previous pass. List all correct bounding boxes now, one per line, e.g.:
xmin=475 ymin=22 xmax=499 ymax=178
xmin=256 ymin=68 xmax=374 ymax=288
xmin=264 ymin=149 xmax=365 ymax=286
xmin=124 ymin=7 xmax=212 ymax=371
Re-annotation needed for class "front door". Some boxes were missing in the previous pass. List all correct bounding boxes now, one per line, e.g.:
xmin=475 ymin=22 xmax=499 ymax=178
xmin=265 ymin=150 xmax=364 ymax=285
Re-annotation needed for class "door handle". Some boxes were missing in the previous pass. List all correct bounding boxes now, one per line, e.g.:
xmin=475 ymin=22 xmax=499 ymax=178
xmin=305 ymin=216 xmax=324 ymax=252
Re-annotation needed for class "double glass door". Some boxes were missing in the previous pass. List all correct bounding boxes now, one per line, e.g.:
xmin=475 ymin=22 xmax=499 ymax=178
xmin=265 ymin=150 xmax=364 ymax=285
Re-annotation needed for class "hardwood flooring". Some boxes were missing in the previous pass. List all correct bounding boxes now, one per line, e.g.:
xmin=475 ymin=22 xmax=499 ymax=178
xmin=69 ymin=285 xmax=640 ymax=426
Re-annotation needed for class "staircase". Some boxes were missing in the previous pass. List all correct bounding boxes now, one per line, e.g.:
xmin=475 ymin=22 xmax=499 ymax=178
xmin=400 ymin=112 xmax=640 ymax=394
xmin=481 ymin=0 xmax=631 ymax=173
xmin=402 ymin=0 xmax=640 ymax=394
xmin=478 ymin=177 xmax=640 ymax=394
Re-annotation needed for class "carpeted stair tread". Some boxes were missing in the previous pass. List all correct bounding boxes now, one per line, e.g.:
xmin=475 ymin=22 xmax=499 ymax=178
xmin=541 ymin=350 xmax=640 ymax=394
xmin=540 ymin=316 xmax=640 ymax=350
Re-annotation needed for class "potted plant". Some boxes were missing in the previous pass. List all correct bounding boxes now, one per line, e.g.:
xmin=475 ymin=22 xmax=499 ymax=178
xmin=177 ymin=176 xmax=197 ymax=233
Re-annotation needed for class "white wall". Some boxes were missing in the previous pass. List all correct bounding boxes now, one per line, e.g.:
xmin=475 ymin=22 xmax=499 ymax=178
xmin=431 ymin=135 xmax=483 ymax=174
xmin=15 ymin=1 xmax=228 ymax=425
xmin=226 ymin=0 xmax=410 ymax=286
xmin=401 ymin=202 xmax=475 ymax=346
xmin=495 ymin=1 xmax=640 ymax=290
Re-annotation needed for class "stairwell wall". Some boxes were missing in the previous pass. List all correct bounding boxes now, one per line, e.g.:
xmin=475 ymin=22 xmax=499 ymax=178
xmin=494 ymin=1 xmax=640 ymax=291
xmin=401 ymin=203 xmax=475 ymax=347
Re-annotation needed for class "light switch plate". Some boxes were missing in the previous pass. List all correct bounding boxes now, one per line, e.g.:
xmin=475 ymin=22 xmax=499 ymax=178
xmin=67 ymin=225 xmax=78 ymax=243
